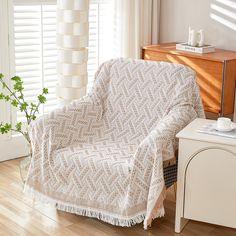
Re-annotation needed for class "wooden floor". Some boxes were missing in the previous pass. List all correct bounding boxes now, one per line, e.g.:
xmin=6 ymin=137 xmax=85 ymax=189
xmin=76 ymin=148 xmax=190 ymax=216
xmin=0 ymin=159 xmax=236 ymax=236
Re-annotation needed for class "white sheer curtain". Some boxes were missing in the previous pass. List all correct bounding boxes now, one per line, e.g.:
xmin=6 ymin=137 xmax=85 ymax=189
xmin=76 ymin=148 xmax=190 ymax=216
xmin=115 ymin=0 xmax=161 ymax=59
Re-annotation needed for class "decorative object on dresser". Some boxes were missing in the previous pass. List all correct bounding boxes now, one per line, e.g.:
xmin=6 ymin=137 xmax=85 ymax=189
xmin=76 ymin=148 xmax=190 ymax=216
xmin=175 ymin=118 xmax=236 ymax=233
xmin=188 ymin=27 xmax=204 ymax=47
xmin=176 ymin=43 xmax=215 ymax=54
xmin=142 ymin=43 xmax=236 ymax=119
xmin=178 ymin=27 xmax=215 ymax=53
xmin=24 ymin=58 xmax=204 ymax=229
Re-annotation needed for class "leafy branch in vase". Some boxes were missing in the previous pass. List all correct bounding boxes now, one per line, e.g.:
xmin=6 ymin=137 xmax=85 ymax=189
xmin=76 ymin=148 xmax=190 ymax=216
xmin=0 ymin=73 xmax=48 ymax=144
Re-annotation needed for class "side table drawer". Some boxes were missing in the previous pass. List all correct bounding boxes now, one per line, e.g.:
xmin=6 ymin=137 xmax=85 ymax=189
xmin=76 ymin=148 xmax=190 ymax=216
xmin=184 ymin=148 xmax=236 ymax=228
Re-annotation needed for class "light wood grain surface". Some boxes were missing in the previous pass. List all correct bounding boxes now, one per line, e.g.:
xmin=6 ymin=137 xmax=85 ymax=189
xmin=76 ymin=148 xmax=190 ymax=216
xmin=0 ymin=158 xmax=236 ymax=236
xmin=143 ymin=43 xmax=236 ymax=62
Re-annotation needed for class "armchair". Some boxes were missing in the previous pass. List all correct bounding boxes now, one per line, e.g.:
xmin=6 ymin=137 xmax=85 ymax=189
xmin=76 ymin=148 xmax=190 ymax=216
xmin=25 ymin=58 xmax=204 ymax=229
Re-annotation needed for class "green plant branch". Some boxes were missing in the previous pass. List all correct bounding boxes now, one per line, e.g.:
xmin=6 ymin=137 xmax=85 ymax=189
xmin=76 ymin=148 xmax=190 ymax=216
xmin=31 ymin=102 xmax=40 ymax=118
xmin=0 ymin=77 xmax=30 ymax=122
xmin=0 ymin=79 xmax=22 ymax=105
xmin=0 ymin=74 xmax=48 ymax=144
xmin=11 ymin=129 xmax=30 ymax=143
xmin=19 ymin=90 xmax=30 ymax=124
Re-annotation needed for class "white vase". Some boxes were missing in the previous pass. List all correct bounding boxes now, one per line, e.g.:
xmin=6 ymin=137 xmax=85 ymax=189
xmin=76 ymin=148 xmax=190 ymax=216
xmin=190 ymin=30 xmax=198 ymax=47
xmin=197 ymin=30 xmax=204 ymax=47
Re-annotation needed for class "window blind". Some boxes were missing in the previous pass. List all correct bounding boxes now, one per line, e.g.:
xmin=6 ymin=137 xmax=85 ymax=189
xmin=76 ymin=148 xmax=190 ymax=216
xmin=11 ymin=0 xmax=119 ymax=123
xmin=12 ymin=1 xmax=57 ymax=122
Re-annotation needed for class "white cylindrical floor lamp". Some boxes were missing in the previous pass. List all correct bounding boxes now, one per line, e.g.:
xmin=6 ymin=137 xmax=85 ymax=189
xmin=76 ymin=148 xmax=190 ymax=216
xmin=56 ymin=0 xmax=89 ymax=106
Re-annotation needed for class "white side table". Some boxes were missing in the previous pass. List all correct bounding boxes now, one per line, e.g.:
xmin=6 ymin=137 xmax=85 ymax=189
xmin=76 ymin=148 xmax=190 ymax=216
xmin=175 ymin=118 xmax=236 ymax=233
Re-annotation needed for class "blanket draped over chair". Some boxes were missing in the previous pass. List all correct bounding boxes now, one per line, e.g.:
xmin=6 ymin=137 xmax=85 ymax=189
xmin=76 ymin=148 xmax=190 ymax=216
xmin=25 ymin=58 xmax=205 ymax=229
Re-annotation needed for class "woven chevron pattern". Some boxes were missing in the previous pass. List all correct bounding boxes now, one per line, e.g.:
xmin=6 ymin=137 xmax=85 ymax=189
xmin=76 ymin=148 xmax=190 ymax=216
xmin=25 ymin=58 xmax=205 ymax=229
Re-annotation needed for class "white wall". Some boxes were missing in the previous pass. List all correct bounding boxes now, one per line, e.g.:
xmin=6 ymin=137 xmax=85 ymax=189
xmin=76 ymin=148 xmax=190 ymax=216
xmin=159 ymin=0 xmax=236 ymax=120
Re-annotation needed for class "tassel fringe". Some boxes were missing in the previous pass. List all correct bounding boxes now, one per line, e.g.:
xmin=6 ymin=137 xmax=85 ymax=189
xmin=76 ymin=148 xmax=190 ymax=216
xmin=24 ymin=184 xmax=150 ymax=227
xmin=143 ymin=207 xmax=165 ymax=230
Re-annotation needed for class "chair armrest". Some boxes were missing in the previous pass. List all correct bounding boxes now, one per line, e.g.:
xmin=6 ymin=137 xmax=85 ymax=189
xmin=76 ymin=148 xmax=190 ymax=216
xmin=138 ymin=105 xmax=198 ymax=162
xmin=130 ymin=104 xmax=198 ymax=229
xmin=28 ymin=95 xmax=103 ymax=153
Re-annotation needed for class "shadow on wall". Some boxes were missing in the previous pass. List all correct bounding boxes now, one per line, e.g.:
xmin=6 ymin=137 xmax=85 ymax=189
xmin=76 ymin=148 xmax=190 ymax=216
xmin=210 ymin=0 xmax=236 ymax=31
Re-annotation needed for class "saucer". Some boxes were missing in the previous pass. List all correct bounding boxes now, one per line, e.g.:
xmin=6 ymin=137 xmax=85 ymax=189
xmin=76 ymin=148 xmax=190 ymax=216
xmin=213 ymin=123 xmax=236 ymax=132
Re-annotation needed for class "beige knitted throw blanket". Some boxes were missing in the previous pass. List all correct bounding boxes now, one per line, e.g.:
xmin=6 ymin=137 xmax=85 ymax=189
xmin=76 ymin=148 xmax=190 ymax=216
xmin=25 ymin=58 xmax=205 ymax=229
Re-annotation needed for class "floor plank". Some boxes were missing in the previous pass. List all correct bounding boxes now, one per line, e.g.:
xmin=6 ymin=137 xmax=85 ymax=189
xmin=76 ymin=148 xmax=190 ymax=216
xmin=0 ymin=158 xmax=235 ymax=236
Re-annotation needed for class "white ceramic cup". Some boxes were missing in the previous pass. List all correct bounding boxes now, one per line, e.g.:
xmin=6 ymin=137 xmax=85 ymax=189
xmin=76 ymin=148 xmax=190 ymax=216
xmin=217 ymin=117 xmax=232 ymax=130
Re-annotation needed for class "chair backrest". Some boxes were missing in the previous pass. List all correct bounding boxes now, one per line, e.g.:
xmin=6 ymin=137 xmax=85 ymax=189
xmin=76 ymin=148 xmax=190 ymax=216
xmin=91 ymin=58 xmax=204 ymax=141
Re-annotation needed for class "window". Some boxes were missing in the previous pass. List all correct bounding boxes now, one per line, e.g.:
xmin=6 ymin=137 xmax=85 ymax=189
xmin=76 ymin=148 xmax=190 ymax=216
xmin=0 ymin=0 xmax=58 ymax=160
xmin=0 ymin=0 xmax=121 ymax=159
xmin=11 ymin=0 xmax=57 ymax=122
xmin=10 ymin=0 xmax=119 ymax=118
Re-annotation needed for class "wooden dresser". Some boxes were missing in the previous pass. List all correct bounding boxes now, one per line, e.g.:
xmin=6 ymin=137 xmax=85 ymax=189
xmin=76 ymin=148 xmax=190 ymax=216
xmin=142 ymin=43 xmax=236 ymax=118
